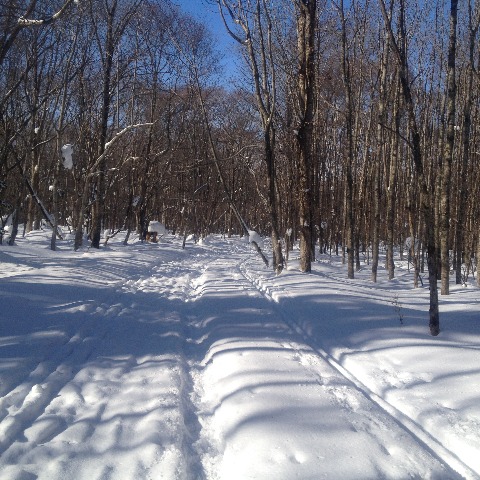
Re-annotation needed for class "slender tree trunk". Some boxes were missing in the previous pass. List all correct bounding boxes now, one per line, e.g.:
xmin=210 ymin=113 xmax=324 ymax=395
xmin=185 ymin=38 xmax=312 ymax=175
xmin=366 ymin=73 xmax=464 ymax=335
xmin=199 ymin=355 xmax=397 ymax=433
xmin=371 ymin=158 xmax=381 ymax=282
xmin=294 ymin=0 xmax=317 ymax=273
xmin=455 ymin=1 xmax=476 ymax=284
xmin=378 ymin=0 xmax=440 ymax=335
xmin=372 ymin=35 xmax=389 ymax=282
xmin=50 ymin=154 xmax=61 ymax=251
xmin=265 ymin=127 xmax=284 ymax=274
xmin=26 ymin=148 xmax=41 ymax=232
xmin=477 ymin=235 xmax=480 ymax=287
xmin=405 ymin=130 xmax=421 ymax=289
xmin=386 ymin=78 xmax=400 ymax=280
xmin=440 ymin=0 xmax=458 ymax=295
xmin=7 ymin=208 xmax=19 ymax=245
xmin=91 ymin=4 xmax=116 ymax=248
xmin=74 ymin=180 xmax=89 ymax=251
xmin=339 ymin=0 xmax=355 ymax=279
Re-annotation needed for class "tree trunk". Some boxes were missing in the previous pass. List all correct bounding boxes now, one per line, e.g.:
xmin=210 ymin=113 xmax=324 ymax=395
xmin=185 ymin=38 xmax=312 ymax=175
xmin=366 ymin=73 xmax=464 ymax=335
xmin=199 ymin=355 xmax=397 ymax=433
xmin=378 ymin=0 xmax=440 ymax=335
xmin=90 ymin=8 xmax=115 ymax=248
xmin=294 ymin=0 xmax=317 ymax=273
xmin=265 ymin=127 xmax=284 ymax=274
xmin=455 ymin=1 xmax=475 ymax=284
xmin=7 ymin=208 xmax=19 ymax=245
xmin=386 ymin=78 xmax=400 ymax=280
xmin=440 ymin=0 xmax=458 ymax=295
xmin=372 ymin=35 xmax=389 ymax=282
xmin=371 ymin=158 xmax=381 ymax=282
xmin=339 ymin=0 xmax=355 ymax=279
xmin=74 ymin=181 xmax=89 ymax=251
xmin=477 ymin=235 xmax=480 ymax=288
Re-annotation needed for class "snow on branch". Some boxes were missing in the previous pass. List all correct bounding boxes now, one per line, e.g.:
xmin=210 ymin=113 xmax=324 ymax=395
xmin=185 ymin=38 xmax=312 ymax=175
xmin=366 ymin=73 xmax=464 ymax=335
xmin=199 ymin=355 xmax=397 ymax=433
xmin=17 ymin=0 xmax=77 ymax=26
xmin=90 ymin=122 xmax=154 ymax=174
xmin=104 ymin=123 xmax=153 ymax=151
xmin=61 ymin=144 xmax=74 ymax=170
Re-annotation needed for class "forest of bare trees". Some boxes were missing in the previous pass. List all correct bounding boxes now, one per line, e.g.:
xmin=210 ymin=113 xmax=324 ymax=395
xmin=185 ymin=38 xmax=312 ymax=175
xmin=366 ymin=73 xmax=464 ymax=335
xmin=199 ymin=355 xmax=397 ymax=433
xmin=1 ymin=0 xmax=479 ymax=334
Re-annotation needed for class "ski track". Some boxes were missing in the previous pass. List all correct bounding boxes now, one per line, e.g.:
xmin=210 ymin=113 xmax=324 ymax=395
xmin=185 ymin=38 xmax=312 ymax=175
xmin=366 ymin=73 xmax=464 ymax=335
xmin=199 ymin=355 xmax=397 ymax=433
xmin=0 ymin=245 xmax=206 ymax=480
xmin=0 ymin=297 xmax=121 ymax=457
xmin=237 ymin=254 xmax=478 ymax=480
xmin=185 ymin=244 xmax=463 ymax=480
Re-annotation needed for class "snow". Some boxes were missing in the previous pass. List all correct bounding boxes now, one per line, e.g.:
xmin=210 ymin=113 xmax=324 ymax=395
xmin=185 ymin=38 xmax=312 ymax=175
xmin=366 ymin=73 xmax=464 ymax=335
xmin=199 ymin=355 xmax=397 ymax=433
xmin=1 ymin=230 xmax=479 ymax=480
xmin=147 ymin=221 xmax=166 ymax=234
xmin=61 ymin=144 xmax=73 ymax=170
xmin=248 ymin=229 xmax=262 ymax=245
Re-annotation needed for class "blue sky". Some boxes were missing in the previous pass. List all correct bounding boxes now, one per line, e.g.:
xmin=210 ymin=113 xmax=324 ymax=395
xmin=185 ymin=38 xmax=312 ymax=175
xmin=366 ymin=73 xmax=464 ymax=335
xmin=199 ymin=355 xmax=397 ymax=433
xmin=174 ymin=0 xmax=239 ymax=78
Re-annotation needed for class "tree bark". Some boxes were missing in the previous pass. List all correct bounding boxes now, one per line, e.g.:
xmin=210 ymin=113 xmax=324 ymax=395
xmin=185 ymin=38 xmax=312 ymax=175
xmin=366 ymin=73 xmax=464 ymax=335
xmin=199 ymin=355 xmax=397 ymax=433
xmin=455 ymin=1 xmax=477 ymax=284
xmin=90 ymin=0 xmax=117 ymax=249
xmin=294 ymin=0 xmax=317 ymax=273
xmin=386 ymin=78 xmax=400 ymax=280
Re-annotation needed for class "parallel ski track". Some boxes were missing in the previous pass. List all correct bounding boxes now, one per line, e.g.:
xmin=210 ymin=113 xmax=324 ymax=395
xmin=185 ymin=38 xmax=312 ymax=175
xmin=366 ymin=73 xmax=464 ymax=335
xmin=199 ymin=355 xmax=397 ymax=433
xmin=0 ymin=247 xmax=207 ymax=480
xmin=0 ymin=298 xmax=122 ymax=457
xmin=0 ymin=246 xmax=174 ymax=459
xmin=236 ymin=253 xmax=479 ymax=480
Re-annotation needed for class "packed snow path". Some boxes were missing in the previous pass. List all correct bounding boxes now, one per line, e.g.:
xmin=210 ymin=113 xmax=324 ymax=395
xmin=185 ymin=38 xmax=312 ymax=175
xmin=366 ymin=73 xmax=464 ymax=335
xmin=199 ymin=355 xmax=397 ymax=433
xmin=1 ymin=232 xmax=479 ymax=479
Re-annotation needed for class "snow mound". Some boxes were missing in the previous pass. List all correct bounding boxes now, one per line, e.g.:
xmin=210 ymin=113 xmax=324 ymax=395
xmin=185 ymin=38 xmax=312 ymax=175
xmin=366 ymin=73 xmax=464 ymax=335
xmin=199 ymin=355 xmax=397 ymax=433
xmin=148 ymin=221 xmax=166 ymax=234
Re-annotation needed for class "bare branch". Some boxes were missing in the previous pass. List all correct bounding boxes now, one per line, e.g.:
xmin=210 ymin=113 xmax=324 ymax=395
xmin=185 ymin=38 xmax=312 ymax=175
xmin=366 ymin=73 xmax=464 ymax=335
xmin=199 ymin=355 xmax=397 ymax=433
xmin=89 ymin=123 xmax=154 ymax=175
xmin=17 ymin=0 xmax=76 ymax=26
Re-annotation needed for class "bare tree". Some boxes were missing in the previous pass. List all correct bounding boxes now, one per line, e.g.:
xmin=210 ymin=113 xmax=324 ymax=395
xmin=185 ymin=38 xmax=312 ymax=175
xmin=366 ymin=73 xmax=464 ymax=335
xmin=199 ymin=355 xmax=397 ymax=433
xmin=167 ymin=6 xmax=269 ymax=265
xmin=372 ymin=28 xmax=390 ymax=283
xmin=217 ymin=0 xmax=284 ymax=274
xmin=378 ymin=0 xmax=440 ymax=336
xmin=292 ymin=0 xmax=317 ymax=273
xmin=0 ymin=0 xmax=77 ymax=67
xmin=336 ymin=0 xmax=355 ymax=278
xmin=456 ymin=1 xmax=480 ymax=285
xmin=89 ymin=0 xmax=143 ymax=249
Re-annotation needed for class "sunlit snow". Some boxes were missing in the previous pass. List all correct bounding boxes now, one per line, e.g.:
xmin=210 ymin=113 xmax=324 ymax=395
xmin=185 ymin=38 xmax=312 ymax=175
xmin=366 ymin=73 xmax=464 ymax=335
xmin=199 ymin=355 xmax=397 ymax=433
xmin=248 ymin=229 xmax=262 ymax=245
xmin=148 ymin=220 xmax=166 ymax=234
xmin=0 ymin=229 xmax=479 ymax=480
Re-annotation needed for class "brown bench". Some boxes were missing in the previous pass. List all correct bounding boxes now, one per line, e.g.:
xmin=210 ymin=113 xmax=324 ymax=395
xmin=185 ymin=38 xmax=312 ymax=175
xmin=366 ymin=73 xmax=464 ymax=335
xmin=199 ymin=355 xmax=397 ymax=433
xmin=145 ymin=231 xmax=158 ymax=243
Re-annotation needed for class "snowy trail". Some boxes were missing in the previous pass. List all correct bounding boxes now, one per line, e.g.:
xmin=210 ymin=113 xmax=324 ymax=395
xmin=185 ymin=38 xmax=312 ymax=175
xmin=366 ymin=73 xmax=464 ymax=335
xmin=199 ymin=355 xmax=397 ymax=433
xmin=237 ymin=252 xmax=480 ymax=479
xmin=1 ymin=232 xmax=479 ymax=479
xmin=1 ymin=242 xmax=205 ymax=479
xmin=0 ymin=283 xmax=123 ymax=457
xmin=185 ymin=244 xmax=463 ymax=479
xmin=238 ymin=258 xmax=479 ymax=480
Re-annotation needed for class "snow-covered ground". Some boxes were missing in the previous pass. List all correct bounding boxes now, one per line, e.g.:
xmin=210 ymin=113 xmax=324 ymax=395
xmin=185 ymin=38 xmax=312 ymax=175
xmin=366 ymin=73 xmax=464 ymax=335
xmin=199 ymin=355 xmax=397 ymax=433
xmin=1 ymin=230 xmax=479 ymax=480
